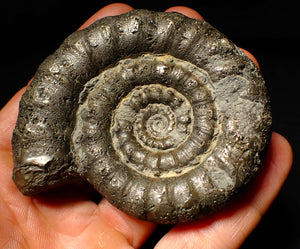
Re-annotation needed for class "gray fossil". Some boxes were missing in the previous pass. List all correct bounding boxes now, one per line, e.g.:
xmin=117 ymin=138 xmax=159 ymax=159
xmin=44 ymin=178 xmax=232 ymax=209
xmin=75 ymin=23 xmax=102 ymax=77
xmin=12 ymin=9 xmax=272 ymax=224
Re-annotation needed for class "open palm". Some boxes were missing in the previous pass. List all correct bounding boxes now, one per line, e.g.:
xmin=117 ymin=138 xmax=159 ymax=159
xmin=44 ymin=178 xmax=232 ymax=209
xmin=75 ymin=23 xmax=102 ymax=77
xmin=0 ymin=4 xmax=293 ymax=249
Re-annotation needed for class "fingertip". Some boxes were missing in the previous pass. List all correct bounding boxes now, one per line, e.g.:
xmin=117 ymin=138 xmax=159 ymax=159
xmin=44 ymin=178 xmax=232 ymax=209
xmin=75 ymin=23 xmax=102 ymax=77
xmin=239 ymin=47 xmax=261 ymax=70
xmin=79 ymin=3 xmax=134 ymax=30
xmin=269 ymin=132 xmax=293 ymax=172
xmin=165 ymin=6 xmax=204 ymax=20
xmin=97 ymin=3 xmax=134 ymax=17
xmin=249 ymin=132 xmax=293 ymax=214
xmin=0 ymin=87 xmax=26 ymax=151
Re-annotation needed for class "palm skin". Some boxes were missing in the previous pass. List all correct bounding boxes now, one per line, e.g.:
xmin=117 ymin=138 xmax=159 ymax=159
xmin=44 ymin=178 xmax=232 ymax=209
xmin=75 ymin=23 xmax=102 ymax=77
xmin=0 ymin=3 xmax=293 ymax=249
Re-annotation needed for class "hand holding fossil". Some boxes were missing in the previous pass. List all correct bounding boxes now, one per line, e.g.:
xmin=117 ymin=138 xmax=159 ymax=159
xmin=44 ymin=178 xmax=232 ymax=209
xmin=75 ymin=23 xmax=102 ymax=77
xmin=0 ymin=3 xmax=293 ymax=248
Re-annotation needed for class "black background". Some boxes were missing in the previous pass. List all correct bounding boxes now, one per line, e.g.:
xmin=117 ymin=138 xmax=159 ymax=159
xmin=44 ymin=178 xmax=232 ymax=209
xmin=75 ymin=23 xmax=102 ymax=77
xmin=1 ymin=0 xmax=299 ymax=248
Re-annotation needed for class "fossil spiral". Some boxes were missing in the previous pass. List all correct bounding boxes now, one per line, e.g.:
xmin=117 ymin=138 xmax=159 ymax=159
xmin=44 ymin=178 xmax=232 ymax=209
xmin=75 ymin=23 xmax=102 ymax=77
xmin=12 ymin=9 xmax=272 ymax=223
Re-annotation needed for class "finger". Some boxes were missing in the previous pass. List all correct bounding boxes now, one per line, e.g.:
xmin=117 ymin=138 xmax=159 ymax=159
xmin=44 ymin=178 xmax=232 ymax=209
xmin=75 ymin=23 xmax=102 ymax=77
xmin=239 ymin=47 xmax=261 ymax=70
xmin=165 ymin=6 xmax=204 ymax=20
xmin=243 ymin=132 xmax=293 ymax=214
xmin=0 ymin=87 xmax=26 ymax=151
xmin=79 ymin=3 xmax=133 ymax=30
xmin=155 ymin=132 xmax=293 ymax=249
xmin=31 ymin=197 xmax=156 ymax=248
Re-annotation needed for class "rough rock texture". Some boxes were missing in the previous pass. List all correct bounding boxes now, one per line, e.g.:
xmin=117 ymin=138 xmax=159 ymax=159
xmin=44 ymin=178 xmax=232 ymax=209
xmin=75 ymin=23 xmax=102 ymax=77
xmin=12 ymin=9 xmax=272 ymax=224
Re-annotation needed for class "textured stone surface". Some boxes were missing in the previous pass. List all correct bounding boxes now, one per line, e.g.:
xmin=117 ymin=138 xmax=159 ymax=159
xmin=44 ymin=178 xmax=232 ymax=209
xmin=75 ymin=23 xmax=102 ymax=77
xmin=12 ymin=9 xmax=272 ymax=224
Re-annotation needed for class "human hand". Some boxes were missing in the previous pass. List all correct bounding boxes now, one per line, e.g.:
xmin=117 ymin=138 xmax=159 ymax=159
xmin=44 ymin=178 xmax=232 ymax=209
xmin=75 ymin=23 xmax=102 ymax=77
xmin=0 ymin=3 xmax=293 ymax=248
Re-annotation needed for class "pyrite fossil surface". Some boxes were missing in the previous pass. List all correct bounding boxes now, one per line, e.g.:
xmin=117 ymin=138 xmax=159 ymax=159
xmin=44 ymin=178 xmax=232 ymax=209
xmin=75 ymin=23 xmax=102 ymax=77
xmin=12 ymin=9 xmax=272 ymax=224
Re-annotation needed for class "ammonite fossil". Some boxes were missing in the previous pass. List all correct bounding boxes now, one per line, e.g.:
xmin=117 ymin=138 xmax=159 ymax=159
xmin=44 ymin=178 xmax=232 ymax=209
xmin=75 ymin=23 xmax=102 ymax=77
xmin=12 ymin=9 xmax=272 ymax=224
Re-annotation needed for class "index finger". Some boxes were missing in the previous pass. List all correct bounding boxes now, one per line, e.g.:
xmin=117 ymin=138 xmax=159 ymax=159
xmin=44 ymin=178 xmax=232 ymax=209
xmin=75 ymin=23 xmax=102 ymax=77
xmin=0 ymin=87 xmax=26 ymax=151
